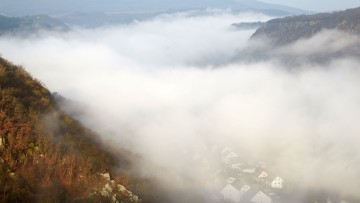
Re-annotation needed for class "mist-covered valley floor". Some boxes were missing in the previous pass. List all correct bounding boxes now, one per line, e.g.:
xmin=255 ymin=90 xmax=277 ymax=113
xmin=1 ymin=10 xmax=360 ymax=202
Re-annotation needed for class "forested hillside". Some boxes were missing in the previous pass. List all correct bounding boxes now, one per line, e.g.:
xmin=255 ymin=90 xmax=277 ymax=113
xmin=251 ymin=7 xmax=360 ymax=45
xmin=234 ymin=7 xmax=360 ymax=65
xmin=0 ymin=57 xmax=140 ymax=202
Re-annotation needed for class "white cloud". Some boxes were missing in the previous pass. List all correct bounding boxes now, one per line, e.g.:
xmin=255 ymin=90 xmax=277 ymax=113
xmin=1 ymin=10 xmax=360 ymax=201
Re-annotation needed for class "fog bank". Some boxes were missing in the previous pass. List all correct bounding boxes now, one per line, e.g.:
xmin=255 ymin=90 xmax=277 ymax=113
xmin=0 ymin=10 xmax=359 ymax=201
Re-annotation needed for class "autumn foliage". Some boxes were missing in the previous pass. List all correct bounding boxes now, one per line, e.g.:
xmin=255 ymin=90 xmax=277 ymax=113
xmin=0 ymin=57 xmax=133 ymax=202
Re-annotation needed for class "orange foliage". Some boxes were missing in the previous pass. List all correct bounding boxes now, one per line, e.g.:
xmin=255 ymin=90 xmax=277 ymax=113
xmin=0 ymin=57 xmax=133 ymax=202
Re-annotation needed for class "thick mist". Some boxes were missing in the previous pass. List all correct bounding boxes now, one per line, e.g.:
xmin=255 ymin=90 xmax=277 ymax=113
xmin=0 ymin=10 xmax=360 ymax=201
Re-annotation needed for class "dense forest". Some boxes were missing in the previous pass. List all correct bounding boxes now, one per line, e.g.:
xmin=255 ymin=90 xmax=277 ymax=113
xmin=0 ymin=57 xmax=142 ymax=202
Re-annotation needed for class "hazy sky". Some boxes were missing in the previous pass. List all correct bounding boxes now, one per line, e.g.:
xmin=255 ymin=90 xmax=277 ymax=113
xmin=259 ymin=0 xmax=360 ymax=12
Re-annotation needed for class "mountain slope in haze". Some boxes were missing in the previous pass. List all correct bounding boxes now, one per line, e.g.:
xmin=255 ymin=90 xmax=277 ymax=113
xmin=0 ymin=0 xmax=309 ymax=28
xmin=57 ymin=11 xmax=166 ymax=28
xmin=0 ymin=14 xmax=70 ymax=36
xmin=0 ymin=57 xmax=140 ymax=202
xmin=235 ymin=7 xmax=360 ymax=65
xmin=0 ymin=0 xmax=307 ymax=17
xmin=251 ymin=7 xmax=360 ymax=46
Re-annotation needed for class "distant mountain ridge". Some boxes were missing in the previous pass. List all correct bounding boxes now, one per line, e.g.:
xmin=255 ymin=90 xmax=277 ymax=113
xmin=0 ymin=0 xmax=307 ymax=17
xmin=0 ymin=0 xmax=310 ymax=28
xmin=0 ymin=14 xmax=70 ymax=36
xmin=234 ymin=7 xmax=360 ymax=65
xmin=251 ymin=7 xmax=360 ymax=45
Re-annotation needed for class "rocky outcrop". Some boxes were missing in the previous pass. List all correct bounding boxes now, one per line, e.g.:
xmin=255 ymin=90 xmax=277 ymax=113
xmin=92 ymin=173 xmax=141 ymax=203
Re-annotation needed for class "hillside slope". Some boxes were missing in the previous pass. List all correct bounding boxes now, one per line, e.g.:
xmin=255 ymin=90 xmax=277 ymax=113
xmin=251 ymin=7 xmax=360 ymax=46
xmin=233 ymin=7 xmax=360 ymax=65
xmin=0 ymin=57 xmax=139 ymax=202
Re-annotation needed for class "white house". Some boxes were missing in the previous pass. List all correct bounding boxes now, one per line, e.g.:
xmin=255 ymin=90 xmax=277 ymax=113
xmin=250 ymin=191 xmax=273 ymax=203
xmin=220 ymin=147 xmax=241 ymax=164
xmin=220 ymin=184 xmax=241 ymax=203
xmin=242 ymin=168 xmax=256 ymax=174
xmin=256 ymin=171 xmax=269 ymax=181
xmin=223 ymin=152 xmax=239 ymax=164
xmin=226 ymin=177 xmax=237 ymax=184
xmin=270 ymin=176 xmax=284 ymax=189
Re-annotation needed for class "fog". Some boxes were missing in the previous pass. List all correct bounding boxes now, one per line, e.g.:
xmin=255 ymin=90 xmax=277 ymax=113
xmin=0 ymin=10 xmax=360 ymax=202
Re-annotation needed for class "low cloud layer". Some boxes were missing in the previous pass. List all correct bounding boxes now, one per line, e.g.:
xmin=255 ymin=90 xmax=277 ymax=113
xmin=0 ymin=10 xmax=360 ymax=202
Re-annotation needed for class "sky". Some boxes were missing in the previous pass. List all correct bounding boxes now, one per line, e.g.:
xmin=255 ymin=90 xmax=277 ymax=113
xmin=259 ymin=0 xmax=360 ymax=12
xmin=0 ymin=9 xmax=360 ymax=202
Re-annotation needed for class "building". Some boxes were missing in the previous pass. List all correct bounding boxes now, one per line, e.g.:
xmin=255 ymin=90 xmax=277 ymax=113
xmin=256 ymin=170 xmax=269 ymax=182
xmin=250 ymin=191 xmax=273 ymax=203
xmin=220 ymin=184 xmax=241 ymax=203
xmin=270 ymin=176 xmax=284 ymax=189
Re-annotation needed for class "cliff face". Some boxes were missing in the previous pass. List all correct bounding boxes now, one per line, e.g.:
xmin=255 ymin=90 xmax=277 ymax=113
xmin=251 ymin=7 xmax=360 ymax=46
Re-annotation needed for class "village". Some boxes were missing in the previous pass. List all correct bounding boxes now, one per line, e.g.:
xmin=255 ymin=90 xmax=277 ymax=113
xmin=212 ymin=147 xmax=284 ymax=203
xmin=189 ymin=145 xmax=352 ymax=203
